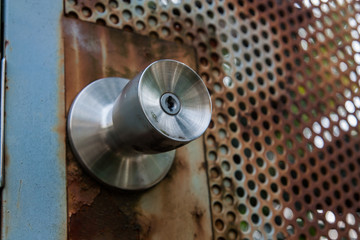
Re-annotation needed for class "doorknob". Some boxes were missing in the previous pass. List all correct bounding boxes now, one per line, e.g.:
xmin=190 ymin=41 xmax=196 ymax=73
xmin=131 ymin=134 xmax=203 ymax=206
xmin=67 ymin=60 xmax=212 ymax=190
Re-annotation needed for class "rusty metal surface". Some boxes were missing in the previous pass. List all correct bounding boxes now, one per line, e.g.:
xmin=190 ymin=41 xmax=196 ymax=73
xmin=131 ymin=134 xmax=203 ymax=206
xmin=65 ymin=0 xmax=360 ymax=239
xmin=63 ymin=18 xmax=212 ymax=240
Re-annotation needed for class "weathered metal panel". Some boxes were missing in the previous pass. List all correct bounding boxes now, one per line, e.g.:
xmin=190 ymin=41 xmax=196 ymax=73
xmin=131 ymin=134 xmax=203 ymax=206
xmin=64 ymin=18 xmax=212 ymax=240
xmin=1 ymin=1 xmax=67 ymax=239
xmin=65 ymin=0 xmax=360 ymax=239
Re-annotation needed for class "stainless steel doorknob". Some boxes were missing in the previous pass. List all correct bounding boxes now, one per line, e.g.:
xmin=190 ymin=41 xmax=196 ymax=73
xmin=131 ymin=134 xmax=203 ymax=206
xmin=67 ymin=60 xmax=212 ymax=190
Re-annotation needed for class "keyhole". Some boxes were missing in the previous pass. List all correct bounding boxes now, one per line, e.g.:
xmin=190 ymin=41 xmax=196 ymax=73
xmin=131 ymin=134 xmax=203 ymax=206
xmin=166 ymin=96 xmax=176 ymax=112
xmin=160 ymin=92 xmax=181 ymax=115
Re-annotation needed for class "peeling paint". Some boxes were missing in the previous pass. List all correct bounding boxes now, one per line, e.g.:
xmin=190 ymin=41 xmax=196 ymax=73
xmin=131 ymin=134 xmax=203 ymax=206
xmin=69 ymin=190 xmax=143 ymax=240
xmin=66 ymin=153 xmax=101 ymax=217
xmin=16 ymin=180 xmax=22 ymax=210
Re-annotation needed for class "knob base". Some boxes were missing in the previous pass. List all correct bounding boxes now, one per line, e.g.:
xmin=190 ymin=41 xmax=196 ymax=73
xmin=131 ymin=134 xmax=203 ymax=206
xmin=67 ymin=77 xmax=175 ymax=190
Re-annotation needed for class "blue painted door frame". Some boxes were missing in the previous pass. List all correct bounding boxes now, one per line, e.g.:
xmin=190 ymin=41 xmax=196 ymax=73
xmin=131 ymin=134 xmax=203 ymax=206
xmin=1 ymin=1 xmax=67 ymax=239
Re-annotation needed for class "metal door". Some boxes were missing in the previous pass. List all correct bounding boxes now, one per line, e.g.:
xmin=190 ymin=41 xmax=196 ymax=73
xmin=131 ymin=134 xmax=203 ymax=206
xmin=2 ymin=0 xmax=360 ymax=239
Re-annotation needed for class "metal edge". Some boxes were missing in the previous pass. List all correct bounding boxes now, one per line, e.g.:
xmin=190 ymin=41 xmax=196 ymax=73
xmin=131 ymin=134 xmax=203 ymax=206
xmin=0 ymin=57 xmax=5 ymax=188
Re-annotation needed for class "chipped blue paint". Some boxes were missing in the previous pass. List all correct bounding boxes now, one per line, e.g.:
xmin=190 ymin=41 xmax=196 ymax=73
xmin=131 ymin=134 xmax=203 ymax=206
xmin=1 ymin=1 xmax=66 ymax=239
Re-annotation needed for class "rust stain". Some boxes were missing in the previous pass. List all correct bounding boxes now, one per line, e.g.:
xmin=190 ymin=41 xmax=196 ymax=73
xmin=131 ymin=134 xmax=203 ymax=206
xmin=199 ymin=159 xmax=208 ymax=171
xmin=191 ymin=206 xmax=205 ymax=239
xmin=4 ymin=40 xmax=9 ymax=49
xmin=54 ymin=17 xmax=66 ymax=160
xmin=2 ymin=146 xmax=10 ymax=240
xmin=66 ymin=148 xmax=146 ymax=240
xmin=4 ymin=40 xmax=11 ymax=52
xmin=4 ymin=226 xmax=8 ymax=239
xmin=66 ymin=151 xmax=101 ymax=217
xmin=162 ymin=148 xmax=190 ymax=182
xmin=136 ymin=139 xmax=212 ymax=240
xmin=56 ymin=15 xmax=68 ymax=240
xmin=2 ymin=145 xmax=9 ymax=238
xmin=4 ymin=144 xmax=9 ymax=168
xmin=69 ymin=190 xmax=143 ymax=240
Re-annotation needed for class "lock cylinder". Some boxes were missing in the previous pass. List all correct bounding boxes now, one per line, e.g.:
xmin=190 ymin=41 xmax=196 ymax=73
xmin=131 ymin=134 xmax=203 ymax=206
xmin=111 ymin=60 xmax=212 ymax=154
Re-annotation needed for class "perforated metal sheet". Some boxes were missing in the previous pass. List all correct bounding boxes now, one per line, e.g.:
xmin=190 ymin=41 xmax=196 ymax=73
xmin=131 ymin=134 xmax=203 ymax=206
xmin=65 ymin=0 xmax=360 ymax=239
